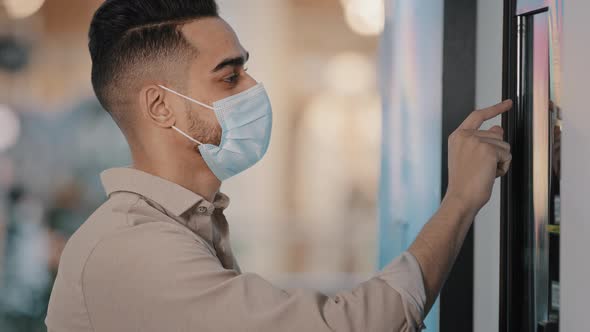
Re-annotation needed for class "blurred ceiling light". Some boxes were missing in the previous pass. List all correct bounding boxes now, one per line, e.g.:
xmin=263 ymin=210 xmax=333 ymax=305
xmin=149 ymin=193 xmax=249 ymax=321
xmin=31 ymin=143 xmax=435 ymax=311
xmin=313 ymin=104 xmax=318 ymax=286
xmin=324 ymin=52 xmax=374 ymax=96
xmin=0 ymin=105 xmax=21 ymax=152
xmin=340 ymin=0 xmax=385 ymax=36
xmin=3 ymin=0 xmax=45 ymax=19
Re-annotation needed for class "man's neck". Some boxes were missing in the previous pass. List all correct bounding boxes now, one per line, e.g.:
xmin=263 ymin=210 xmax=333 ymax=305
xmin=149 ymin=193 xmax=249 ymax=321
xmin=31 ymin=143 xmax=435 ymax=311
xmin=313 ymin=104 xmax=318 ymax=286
xmin=131 ymin=154 xmax=221 ymax=203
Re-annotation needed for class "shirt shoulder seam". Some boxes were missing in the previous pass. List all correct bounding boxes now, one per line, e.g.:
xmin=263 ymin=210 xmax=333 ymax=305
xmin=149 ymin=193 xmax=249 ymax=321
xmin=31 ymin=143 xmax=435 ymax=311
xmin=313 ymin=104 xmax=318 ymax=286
xmin=135 ymin=195 xmax=218 ymax=256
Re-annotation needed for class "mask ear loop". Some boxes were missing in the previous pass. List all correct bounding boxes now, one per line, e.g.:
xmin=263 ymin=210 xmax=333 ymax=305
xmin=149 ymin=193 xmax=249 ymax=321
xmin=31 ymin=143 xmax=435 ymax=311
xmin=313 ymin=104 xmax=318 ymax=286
xmin=158 ymin=84 xmax=212 ymax=146
xmin=157 ymin=85 xmax=215 ymax=110
xmin=171 ymin=126 xmax=204 ymax=146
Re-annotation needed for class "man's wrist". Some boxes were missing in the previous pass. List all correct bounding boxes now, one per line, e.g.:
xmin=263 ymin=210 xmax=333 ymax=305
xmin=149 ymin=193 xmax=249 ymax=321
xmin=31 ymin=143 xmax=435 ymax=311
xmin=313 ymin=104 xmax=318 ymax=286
xmin=441 ymin=191 xmax=478 ymax=223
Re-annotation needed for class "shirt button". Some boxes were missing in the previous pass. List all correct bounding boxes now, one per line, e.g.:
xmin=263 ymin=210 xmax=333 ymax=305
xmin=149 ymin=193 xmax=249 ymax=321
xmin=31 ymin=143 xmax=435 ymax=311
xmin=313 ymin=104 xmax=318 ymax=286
xmin=197 ymin=206 xmax=208 ymax=213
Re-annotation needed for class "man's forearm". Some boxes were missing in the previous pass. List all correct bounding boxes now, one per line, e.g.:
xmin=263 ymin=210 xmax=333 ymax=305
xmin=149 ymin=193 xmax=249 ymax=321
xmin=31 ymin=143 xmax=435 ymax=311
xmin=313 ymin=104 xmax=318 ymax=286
xmin=408 ymin=194 xmax=478 ymax=313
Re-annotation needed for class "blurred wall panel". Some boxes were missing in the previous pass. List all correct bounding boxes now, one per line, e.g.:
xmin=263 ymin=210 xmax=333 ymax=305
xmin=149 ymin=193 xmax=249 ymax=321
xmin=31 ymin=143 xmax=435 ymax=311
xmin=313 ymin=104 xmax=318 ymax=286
xmin=473 ymin=0 xmax=503 ymax=331
xmin=379 ymin=0 xmax=443 ymax=330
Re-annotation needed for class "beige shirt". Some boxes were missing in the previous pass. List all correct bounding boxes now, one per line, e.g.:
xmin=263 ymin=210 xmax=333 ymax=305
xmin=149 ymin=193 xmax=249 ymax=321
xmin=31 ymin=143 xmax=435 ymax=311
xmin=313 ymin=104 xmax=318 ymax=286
xmin=45 ymin=166 xmax=427 ymax=332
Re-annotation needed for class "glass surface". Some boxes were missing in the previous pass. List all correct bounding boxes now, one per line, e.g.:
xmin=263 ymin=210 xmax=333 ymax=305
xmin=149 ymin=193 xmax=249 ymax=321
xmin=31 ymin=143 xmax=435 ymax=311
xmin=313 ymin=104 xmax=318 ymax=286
xmin=516 ymin=4 xmax=561 ymax=329
xmin=531 ymin=12 xmax=550 ymax=327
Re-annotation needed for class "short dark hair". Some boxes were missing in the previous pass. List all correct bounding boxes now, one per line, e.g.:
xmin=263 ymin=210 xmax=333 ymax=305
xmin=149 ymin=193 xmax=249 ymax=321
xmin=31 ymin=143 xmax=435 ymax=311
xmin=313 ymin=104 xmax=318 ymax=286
xmin=88 ymin=0 xmax=219 ymax=117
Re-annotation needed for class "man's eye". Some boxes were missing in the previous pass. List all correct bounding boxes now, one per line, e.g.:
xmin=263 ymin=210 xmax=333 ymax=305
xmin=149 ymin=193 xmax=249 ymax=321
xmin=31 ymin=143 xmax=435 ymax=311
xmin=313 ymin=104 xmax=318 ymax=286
xmin=223 ymin=73 xmax=240 ymax=84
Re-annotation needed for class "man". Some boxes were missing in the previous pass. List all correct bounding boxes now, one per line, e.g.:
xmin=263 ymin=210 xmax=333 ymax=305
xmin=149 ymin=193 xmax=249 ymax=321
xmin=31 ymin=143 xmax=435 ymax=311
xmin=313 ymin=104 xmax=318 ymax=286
xmin=45 ymin=1 xmax=512 ymax=331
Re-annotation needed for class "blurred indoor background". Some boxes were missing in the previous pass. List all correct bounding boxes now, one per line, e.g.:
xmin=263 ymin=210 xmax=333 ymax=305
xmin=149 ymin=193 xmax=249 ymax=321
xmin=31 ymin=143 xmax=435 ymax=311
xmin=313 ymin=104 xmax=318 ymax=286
xmin=0 ymin=0 xmax=385 ymax=330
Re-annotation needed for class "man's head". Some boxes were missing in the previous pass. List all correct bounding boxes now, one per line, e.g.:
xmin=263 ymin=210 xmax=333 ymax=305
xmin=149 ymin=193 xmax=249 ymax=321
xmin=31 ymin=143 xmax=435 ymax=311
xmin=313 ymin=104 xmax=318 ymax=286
xmin=89 ymin=0 xmax=255 ymax=166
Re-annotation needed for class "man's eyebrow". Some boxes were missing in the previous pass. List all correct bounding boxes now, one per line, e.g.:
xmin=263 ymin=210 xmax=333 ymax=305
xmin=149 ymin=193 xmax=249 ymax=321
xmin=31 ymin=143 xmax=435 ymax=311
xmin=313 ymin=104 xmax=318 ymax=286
xmin=211 ymin=52 xmax=250 ymax=73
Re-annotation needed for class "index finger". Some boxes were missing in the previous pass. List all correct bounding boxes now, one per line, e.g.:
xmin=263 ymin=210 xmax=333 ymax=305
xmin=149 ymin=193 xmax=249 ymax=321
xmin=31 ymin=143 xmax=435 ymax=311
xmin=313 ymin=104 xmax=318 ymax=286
xmin=459 ymin=100 xmax=513 ymax=130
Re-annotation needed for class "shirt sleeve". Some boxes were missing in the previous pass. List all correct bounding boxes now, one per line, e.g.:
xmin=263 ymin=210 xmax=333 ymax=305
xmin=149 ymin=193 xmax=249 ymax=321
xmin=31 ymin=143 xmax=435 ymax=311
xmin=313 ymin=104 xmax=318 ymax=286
xmin=82 ymin=222 xmax=427 ymax=332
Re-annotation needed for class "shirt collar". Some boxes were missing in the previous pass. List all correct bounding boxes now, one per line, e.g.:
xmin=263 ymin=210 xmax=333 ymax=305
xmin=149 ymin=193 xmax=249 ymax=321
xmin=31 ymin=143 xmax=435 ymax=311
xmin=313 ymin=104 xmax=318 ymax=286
xmin=100 ymin=166 xmax=229 ymax=216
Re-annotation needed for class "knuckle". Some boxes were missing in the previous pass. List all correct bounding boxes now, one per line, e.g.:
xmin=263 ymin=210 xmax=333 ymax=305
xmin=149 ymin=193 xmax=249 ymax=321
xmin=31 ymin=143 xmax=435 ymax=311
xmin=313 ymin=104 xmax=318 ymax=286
xmin=450 ymin=129 xmax=469 ymax=143
xmin=461 ymin=129 xmax=474 ymax=138
xmin=468 ymin=135 xmax=480 ymax=145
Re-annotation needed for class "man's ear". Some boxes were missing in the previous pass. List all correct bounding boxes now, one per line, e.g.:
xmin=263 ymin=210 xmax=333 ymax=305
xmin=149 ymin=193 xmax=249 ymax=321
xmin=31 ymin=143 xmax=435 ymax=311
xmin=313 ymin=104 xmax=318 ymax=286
xmin=139 ymin=85 xmax=177 ymax=128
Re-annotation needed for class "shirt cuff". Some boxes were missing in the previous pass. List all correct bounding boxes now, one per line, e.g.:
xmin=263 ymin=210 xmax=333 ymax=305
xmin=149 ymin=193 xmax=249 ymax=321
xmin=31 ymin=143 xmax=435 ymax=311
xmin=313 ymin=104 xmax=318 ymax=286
xmin=375 ymin=251 xmax=427 ymax=331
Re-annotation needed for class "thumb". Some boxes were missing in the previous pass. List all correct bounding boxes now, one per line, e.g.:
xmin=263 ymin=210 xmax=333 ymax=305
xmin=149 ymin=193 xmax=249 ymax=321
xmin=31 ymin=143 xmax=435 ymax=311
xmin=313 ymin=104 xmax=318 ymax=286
xmin=496 ymin=148 xmax=512 ymax=177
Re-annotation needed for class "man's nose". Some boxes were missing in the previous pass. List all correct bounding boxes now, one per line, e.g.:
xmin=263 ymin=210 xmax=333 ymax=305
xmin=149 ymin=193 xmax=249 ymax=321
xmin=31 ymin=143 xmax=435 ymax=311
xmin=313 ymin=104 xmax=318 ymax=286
xmin=242 ymin=72 xmax=257 ymax=89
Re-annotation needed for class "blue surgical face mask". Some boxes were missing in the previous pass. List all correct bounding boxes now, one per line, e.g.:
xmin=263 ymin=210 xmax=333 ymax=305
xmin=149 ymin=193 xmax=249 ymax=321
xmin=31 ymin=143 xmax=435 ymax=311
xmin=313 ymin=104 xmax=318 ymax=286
xmin=158 ymin=83 xmax=273 ymax=181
